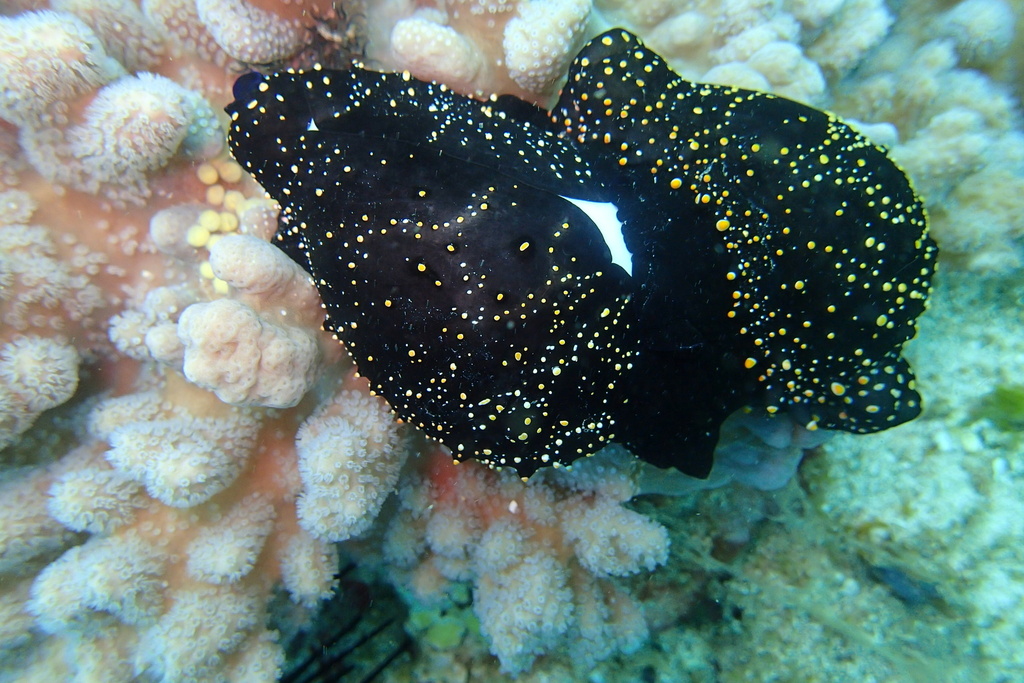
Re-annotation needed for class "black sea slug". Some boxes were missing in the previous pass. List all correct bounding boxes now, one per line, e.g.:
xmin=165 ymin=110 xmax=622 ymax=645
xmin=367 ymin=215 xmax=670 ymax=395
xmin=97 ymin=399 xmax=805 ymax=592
xmin=226 ymin=29 xmax=937 ymax=478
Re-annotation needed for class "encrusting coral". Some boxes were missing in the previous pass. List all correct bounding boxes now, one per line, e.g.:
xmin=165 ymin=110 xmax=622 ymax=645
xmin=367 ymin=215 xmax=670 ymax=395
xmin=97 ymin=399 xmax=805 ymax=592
xmin=0 ymin=0 xmax=1022 ymax=681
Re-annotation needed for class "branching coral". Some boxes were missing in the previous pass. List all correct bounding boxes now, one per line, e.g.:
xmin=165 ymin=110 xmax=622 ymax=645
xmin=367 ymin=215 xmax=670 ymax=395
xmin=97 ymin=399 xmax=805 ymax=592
xmin=371 ymin=0 xmax=594 ymax=101
xmin=376 ymin=447 xmax=666 ymax=674
xmin=0 ymin=4 xmax=370 ymax=680
xmin=832 ymin=0 xmax=1024 ymax=272
xmin=296 ymin=387 xmax=411 ymax=543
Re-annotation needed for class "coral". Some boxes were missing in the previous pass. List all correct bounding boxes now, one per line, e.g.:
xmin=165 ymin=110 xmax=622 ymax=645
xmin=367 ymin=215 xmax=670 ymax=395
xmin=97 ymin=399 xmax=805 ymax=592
xmin=277 ymin=530 xmax=338 ymax=608
xmin=0 ymin=465 xmax=82 ymax=577
xmin=832 ymin=0 xmax=1024 ymax=272
xmin=390 ymin=17 xmax=486 ymax=92
xmin=186 ymin=493 xmax=277 ymax=584
xmin=177 ymin=297 xmax=321 ymax=408
xmin=0 ymin=190 xmax=104 ymax=450
xmin=804 ymin=0 xmax=893 ymax=75
xmin=144 ymin=0 xmax=335 ymax=66
xmin=295 ymin=387 xmax=411 ymax=543
xmin=28 ymin=531 xmax=168 ymax=631
xmin=375 ymin=448 xmax=666 ymax=674
xmin=0 ymin=4 xmax=372 ymax=681
xmin=52 ymin=0 xmax=165 ymax=72
xmin=196 ymin=0 xmax=311 ymax=65
xmin=371 ymin=0 xmax=594 ymax=101
xmin=502 ymin=0 xmax=591 ymax=93
xmin=100 ymin=392 xmax=261 ymax=507
xmin=0 ymin=336 xmax=79 ymax=449
xmin=365 ymin=0 xmax=911 ymax=107
xmin=20 ymin=72 xmax=222 ymax=204
xmin=47 ymin=449 xmax=148 ymax=534
xmin=136 ymin=583 xmax=271 ymax=681
xmin=0 ymin=11 xmax=124 ymax=128
xmin=936 ymin=0 xmax=1016 ymax=67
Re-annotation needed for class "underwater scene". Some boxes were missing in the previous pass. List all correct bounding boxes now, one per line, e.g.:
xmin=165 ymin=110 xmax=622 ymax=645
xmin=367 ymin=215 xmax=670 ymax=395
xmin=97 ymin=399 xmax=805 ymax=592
xmin=0 ymin=0 xmax=1021 ymax=681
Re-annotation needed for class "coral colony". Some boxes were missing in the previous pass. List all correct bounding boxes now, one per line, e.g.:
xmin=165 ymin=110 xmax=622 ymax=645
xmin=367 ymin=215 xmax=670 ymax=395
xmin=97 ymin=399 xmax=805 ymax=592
xmin=1 ymin=1 xmax=1022 ymax=682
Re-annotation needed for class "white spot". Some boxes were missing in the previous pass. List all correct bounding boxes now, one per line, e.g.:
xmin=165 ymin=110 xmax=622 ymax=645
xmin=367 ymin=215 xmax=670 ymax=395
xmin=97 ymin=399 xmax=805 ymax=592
xmin=307 ymin=118 xmax=319 ymax=132
xmin=559 ymin=196 xmax=632 ymax=276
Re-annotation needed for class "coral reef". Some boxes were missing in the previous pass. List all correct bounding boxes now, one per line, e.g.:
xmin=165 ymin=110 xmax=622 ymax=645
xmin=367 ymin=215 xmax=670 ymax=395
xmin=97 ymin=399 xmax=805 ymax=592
xmin=375 ymin=448 xmax=666 ymax=675
xmin=0 ymin=0 xmax=1022 ymax=682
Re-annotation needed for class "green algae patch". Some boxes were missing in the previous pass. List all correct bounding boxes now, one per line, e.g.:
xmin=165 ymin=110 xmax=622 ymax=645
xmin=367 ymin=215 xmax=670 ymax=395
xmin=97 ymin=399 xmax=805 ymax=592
xmin=971 ymin=384 xmax=1024 ymax=431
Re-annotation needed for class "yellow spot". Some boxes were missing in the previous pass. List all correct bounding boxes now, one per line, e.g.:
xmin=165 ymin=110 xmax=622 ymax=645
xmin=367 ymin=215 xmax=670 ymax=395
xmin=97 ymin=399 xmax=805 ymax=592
xmin=876 ymin=314 xmax=888 ymax=326
xmin=831 ymin=382 xmax=846 ymax=396
xmin=552 ymin=367 xmax=562 ymax=376
xmin=384 ymin=299 xmax=392 ymax=307
xmin=417 ymin=263 xmax=427 ymax=272
xmin=212 ymin=277 xmax=230 ymax=295
xmin=186 ymin=225 xmax=211 ymax=248
xmin=744 ymin=358 xmax=757 ymax=369
xmin=199 ymin=261 xmax=214 ymax=279
xmin=519 ymin=241 xmax=530 ymax=251
xmin=218 ymin=211 xmax=239 ymax=232
xmin=408 ymin=349 xmax=416 ymax=357
xmin=715 ymin=219 xmax=730 ymax=232
xmin=221 ymin=190 xmax=245 ymax=212
xmin=217 ymin=160 xmax=243 ymax=183
xmin=198 ymin=210 xmax=222 ymax=231
xmin=206 ymin=184 xmax=226 ymax=206
xmin=196 ymin=163 xmax=219 ymax=185
xmin=670 ymin=178 xmax=682 ymax=189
